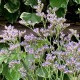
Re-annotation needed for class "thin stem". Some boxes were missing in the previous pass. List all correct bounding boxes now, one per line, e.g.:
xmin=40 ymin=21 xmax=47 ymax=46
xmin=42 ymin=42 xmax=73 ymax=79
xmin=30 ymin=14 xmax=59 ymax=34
xmin=60 ymin=71 xmax=64 ymax=80
xmin=56 ymin=70 xmax=58 ymax=80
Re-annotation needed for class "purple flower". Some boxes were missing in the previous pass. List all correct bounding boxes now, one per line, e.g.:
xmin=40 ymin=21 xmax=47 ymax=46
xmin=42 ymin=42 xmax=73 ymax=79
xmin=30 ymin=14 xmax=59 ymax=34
xmin=43 ymin=32 xmax=50 ymax=37
xmin=57 ymin=65 xmax=66 ymax=71
xmin=42 ymin=61 xmax=52 ymax=67
xmin=64 ymin=69 xmax=73 ymax=74
xmin=24 ymin=34 xmax=37 ymax=42
xmin=0 ymin=50 xmax=8 ymax=55
xmin=33 ymin=28 xmax=40 ymax=34
xmin=19 ymin=67 xmax=26 ymax=77
xmin=57 ymin=17 xmax=66 ymax=23
xmin=43 ymin=45 xmax=49 ymax=50
xmin=1 ymin=25 xmax=26 ymax=42
xmin=65 ymin=41 xmax=78 ymax=52
xmin=9 ymin=44 xmax=20 ymax=51
xmin=9 ymin=60 xmax=20 ymax=68
xmin=34 ymin=0 xmax=44 ymax=14
xmin=46 ymin=54 xmax=56 ymax=61
xmin=34 ymin=54 xmax=40 ymax=59
xmin=66 ymin=58 xmax=76 ymax=67
xmin=46 ymin=54 xmax=53 ymax=61
xmin=27 ymin=48 xmax=34 ymax=54
xmin=78 ymin=48 xmax=80 ymax=54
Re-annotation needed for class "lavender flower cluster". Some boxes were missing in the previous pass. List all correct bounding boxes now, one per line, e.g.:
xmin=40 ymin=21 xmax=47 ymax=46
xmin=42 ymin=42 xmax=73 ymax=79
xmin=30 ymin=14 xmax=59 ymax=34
xmin=0 ymin=0 xmax=80 ymax=80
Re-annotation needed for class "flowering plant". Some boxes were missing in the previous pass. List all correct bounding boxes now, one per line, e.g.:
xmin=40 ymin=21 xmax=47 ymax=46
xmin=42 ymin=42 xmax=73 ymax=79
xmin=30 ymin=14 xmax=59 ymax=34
xmin=0 ymin=1 xmax=80 ymax=80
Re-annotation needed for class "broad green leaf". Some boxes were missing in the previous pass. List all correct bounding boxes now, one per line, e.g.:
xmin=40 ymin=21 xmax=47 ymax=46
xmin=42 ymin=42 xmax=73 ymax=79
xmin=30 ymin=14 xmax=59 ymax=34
xmin=0 ymin=56 xmax=7 ymax=64
xmin=20 ymin=12 xmax=41 ymax=25
xmin=2 ymin=64 xmax=12 ymax=80
xmin=23 ymin=0 xmax=37 ymax=7
xmin=4 ymin=0 xmax=20 ymax=13
xmin=24 ymin=54 xmax=34 ymax=68
xmin=8 ymin=54 xmax=19 ymax=62
xmin=9 ymin=68 xmax=21 ymax=80
xmin=3 ymin=9 xmax=20 ymax=23
xmin=50 ymin=0 xmax=69 ymax=8
xmin=2 ymin=64 xmax=21 ymax=80
xmin=0 ymin=0 xmax=1 ymax=4
xmin=21 ymin=54 xmax=34 ymax=72
xmin=63 ymin=74 xmax=70 ymax=80
xmin=36 ymin=67 xmax=50 ymax=78
xmin=76 ymin=8 xmax=80 ymax=14
xmin=74 ymin=0 xmax=80 ymax=4
xmin=56 ymin=8 xmax=66 ymax=17
xmin=0 ymin=43 xmax=9 ymax=50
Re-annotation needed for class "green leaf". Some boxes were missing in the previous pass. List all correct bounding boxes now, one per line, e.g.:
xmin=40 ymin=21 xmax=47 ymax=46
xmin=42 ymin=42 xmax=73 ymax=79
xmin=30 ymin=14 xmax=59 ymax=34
xmin=25 ymin=54 xmax=34 ymax=68
xmin=3 ymin=9 xmax=20 ymax=23
xmin=2 ymin=64 xmax=21 ymax=80
xmin=63 ymin=74 xmax=70 ymax=80
xmin=23 ymin=0 xmax=37 ymax=7
xmin=0 ymin=43 xmax=9 ymax=50
xmin=37 ymin=39 xmax=50 ymax=45
xmin=36 ymin=67 xmax=50 ymax=78
xmin=0 ymin=0 xmax=1 ymax=4
xmin=50 ymin=0 xmax=69 ymax=8
xmin=20 ymin=12 xmax=41 ymax=25
xmin=74 ymin=0 xmax=80 ymax=4
xmin=4 ymin=0 xmax=20 ymax=13
xmin=56 ymin=8 xmax=66 ymax=17
xmin=0 ymin=64 xmax=3 ymax=73
xmin=0 ymin=56 xmax=7 ymax=64
xmin=2 ymin=64 xmax=12 ymax=80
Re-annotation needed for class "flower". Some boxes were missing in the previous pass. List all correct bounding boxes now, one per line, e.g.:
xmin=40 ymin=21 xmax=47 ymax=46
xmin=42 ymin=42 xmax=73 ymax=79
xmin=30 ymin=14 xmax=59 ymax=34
xmin=66 ymin=58 xmax=76 ymax=67
xmin=65 ymin=41 xmax=78 ymax=52
xmin=26 ymin=48 xmax=34 ymax=54
xmin=0 ymin=50 xmax=9 ymax=55
xmin=9 ymin=44 xmax=20 ymax=51
xmin=1 ymin=25 xmax=26 ymax=42
xmin=78 ymin=48 xmax=80 ymax=54
xmin=33 ymin=28 xmax=41 ymax=36
xmin=34 ymin=0 xmax=44 ymax=13
xmin=9 ymin=60 xmax=20 ymax=68
xmin=57 ymin=17 xmax=66 ymax=23
xmin=42 ymin=61 xmax=52 ymax=67
xmin=46 ymin=54 xmax=56 ymax=61
xmin=57 ymin=65 xmax=66 ymax=71
xmin=24 ymin=34 xmax=37 ymax=42
xmin=64 ymin=69 xmax=73 ymax=74
xmin=19 ymin=67 xmax=26 ymax=77
xmin=3 ymin=25 xmax=19 ymax=39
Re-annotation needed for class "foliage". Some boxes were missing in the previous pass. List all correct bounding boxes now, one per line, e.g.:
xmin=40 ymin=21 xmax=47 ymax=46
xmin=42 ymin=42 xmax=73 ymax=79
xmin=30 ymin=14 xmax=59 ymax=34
xmin=0 ymin=0 xmax=20 ymax=23
xmin=0 ymin=1 xmax=80 ymax=80
xmin=0 ymin=0 xmax=80 ymax=23
xmin=4 ymin=0 xmax=20 ymax=13
xmin=0 ymin=0 xmax=36 ymax=23
xmin=20 ymin=12 xmax=41 ymax=26
xmin=23 ymin=0 xmax=37 ymax=7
